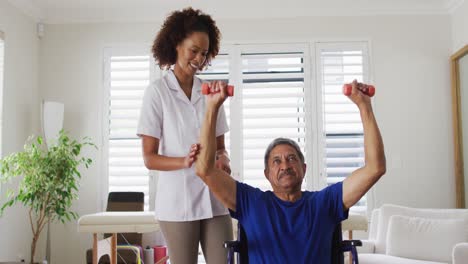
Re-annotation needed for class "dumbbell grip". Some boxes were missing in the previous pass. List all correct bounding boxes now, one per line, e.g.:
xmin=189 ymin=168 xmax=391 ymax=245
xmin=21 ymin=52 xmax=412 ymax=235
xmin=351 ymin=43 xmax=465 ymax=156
xmin=202 ymin=83 xmax=234 ymax=96
xmin=343 ymin=84 xmax=375 ymax=97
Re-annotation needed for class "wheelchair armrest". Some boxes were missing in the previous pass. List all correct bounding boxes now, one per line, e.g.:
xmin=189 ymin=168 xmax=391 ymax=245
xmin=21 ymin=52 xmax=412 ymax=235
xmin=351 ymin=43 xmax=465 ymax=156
xmin=342 ymin=240 xmax=362 ymax=247
xmin=357 ymin=239 xmax=376 ymax=253
xmin=224 ymin=240 xmax=243 ymax=264
xmin=341 ymin=239 xmax=362 ymax=256
xmin=224 ymin=240 xmax=241 ymax=249
xmin=341 ymin=239 xmax=362 ymax=264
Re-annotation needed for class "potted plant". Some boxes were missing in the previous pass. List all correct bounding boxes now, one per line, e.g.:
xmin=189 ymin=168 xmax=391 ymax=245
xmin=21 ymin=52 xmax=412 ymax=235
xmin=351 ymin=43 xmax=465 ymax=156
xmin=0 ymin=130 xmax=96 ymax=264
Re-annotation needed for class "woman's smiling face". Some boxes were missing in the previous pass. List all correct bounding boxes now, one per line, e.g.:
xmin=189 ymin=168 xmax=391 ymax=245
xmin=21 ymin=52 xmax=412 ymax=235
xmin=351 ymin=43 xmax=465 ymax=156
xmin=175 ymin=31 xmax=209 ymax=76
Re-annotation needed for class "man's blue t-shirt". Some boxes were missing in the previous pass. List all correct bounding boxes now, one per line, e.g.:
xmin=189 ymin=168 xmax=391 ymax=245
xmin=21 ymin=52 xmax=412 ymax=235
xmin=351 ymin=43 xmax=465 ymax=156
xmin=229 ymin=181 xmax=348 ymax=264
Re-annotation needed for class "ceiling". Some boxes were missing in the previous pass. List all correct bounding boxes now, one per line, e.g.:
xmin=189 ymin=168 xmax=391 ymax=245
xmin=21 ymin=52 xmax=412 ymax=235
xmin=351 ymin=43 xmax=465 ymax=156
xmin=7 ymin=0 xmax=465 ymax=24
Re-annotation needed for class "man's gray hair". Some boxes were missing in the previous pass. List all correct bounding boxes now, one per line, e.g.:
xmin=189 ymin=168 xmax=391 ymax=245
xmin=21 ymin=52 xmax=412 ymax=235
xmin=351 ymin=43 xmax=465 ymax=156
xmin=264 ymin=138 xmax=305 ymax=169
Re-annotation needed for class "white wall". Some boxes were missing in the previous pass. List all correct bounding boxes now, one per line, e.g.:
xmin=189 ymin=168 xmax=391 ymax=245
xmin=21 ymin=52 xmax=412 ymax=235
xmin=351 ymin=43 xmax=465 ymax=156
xmin=37 ymin=14 xmax=454 ymax=263
xmin=38 ymin=22 xmax=158 ymax=263
xmin=0 ymin=0 xmax=41 ymax=262
xmin=452 ymin=0 xmax=468 ymax=52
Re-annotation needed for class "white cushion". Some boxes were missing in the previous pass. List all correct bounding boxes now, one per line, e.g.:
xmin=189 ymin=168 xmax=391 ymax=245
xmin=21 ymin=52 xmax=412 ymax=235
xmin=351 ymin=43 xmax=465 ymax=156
xmin=77 ymin=211 xmax=160 ymax=233
xmin=359 ymin=254 xmax=447 ymax=264
xmin=368 ymin=208 xmax=380 ymax=241
xmin=375 ymin=204 xmax=468 ymax=254
xmin=453 ymin=242 xmax=468 ymax=264
xmin=386 ymin=215 xmax=466 ymax=263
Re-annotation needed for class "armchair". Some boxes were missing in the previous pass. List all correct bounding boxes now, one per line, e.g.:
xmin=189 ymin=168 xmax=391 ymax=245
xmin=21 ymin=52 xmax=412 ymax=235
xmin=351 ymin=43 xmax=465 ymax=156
xmin=358 ymin=204 xmax=468 ymax=264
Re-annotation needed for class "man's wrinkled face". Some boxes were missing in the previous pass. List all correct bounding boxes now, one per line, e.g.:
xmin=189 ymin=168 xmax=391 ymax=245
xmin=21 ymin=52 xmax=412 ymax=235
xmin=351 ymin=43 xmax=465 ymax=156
xmin=264 ymin=144 xmax=306 ymax=192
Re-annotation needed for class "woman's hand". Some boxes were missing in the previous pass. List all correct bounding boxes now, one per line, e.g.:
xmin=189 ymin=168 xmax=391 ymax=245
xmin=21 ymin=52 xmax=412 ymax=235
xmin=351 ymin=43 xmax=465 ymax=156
xmin=183 ymin=143 xmax=200 ymax=168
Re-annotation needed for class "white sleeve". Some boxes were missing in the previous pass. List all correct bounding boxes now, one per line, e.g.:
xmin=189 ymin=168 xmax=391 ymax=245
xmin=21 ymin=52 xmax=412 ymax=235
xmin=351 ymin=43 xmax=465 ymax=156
xmin=215 ymin=104 xmax=229 ymax=137
xmin=137 ymin=82 xmax=163 ymax=139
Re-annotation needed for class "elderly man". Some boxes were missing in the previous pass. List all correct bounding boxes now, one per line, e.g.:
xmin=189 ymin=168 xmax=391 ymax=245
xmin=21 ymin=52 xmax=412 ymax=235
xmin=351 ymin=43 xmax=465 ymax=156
xmin=195 ymin=80 xmax=386 ymax=263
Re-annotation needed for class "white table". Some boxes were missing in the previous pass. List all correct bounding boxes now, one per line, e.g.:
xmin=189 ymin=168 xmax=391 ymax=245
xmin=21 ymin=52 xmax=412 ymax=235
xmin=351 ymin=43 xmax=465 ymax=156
xmin=78 ymin=211 xmax=160 ymax=264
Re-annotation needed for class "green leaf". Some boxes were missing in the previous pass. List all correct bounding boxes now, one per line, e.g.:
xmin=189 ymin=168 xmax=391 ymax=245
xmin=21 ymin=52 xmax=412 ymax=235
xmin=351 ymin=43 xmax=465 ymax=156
xmin=0 ymin=130 xmax=95 ymax=234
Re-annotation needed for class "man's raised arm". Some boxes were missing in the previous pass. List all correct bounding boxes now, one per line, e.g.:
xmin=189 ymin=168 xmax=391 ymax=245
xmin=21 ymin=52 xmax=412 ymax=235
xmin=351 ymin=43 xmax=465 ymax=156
xmin=195 ymin=81 xmax=237 ymax=211
xmin=343 ymin=80 xmax=386 ymax=210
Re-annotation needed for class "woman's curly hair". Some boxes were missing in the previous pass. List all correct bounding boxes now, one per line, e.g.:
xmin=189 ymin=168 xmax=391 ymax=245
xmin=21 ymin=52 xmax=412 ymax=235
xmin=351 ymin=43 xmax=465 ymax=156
xmin=152 ymin=7 xmax=221 ymax=70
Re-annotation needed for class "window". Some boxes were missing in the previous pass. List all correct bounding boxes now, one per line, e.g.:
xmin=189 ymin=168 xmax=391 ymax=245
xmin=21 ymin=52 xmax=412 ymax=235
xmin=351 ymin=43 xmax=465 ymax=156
xmin=103 ymin=47 xmax=159 ymax=210
xmin=316 ymin=42 xmax=370 ymax=211
xmin=103 ymin=42 xmax=371 ymax=212
xmin=237 ymin=44 xmax=310 ymax=190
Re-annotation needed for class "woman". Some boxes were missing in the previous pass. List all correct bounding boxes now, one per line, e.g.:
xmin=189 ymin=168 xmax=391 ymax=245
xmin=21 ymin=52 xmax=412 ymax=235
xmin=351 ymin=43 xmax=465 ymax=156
xmin=137 ymin=7 xmax=233 ymax=264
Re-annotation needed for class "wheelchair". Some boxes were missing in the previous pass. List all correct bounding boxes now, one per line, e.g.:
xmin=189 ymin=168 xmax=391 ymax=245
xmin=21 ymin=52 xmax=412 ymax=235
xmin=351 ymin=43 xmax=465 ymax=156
xmin=224 ymin=222 xmax=362 ymax=264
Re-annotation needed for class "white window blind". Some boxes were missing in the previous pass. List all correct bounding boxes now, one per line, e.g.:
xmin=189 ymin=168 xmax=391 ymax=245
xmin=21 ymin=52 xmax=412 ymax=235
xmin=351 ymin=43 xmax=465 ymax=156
xmin=104 ymin=50 xmax=154 ymax=210
xmin=317 ymin=42 xmax=369 ymax=210
xmin=103 ymin=42 xmax=372 ymax=213
xmin=240 ymin=45 xmax=310 ymax=190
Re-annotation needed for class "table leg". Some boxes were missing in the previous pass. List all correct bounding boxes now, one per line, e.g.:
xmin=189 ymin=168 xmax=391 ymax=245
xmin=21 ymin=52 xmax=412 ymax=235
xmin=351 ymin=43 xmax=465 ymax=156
xmin=93 ymin=233 xmax=98 ymax=264
xmin=111 ymin=234 xmax=117 ymax=264
xmin=92 ymin=233 xmax=117 ymax=264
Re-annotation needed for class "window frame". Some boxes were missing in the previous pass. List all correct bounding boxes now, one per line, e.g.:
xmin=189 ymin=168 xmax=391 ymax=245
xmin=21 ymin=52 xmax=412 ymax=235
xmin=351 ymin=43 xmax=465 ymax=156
xmin=101 ymin=40 xmax=375 ymax=213
xmin=314 ymin=41 xmax=375 ymax=213
xmin=231 ymin=43 xmax=315 ymax=190
xmin=101 ymin=45 xmax=159 ymax=211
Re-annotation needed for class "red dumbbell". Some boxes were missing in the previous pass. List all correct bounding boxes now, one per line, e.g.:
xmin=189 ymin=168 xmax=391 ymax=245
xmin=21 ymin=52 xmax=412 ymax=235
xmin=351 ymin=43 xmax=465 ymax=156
xmin=201 ymin=83 xmax=234 ymax=97
xmin=343 ymin=83 xmax=375 ymax=97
